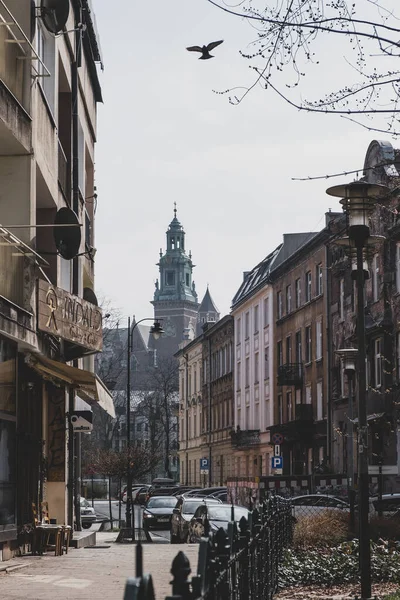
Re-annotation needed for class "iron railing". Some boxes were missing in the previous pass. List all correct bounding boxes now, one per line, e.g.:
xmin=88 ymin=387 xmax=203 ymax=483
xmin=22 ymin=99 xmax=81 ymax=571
xmin=277 ymin=363 xmax=303 ymax=387
xmin=230 ymin=429 xmax=260 ymax=449
xmin=123 ymin=496 xmax=293 ymax=600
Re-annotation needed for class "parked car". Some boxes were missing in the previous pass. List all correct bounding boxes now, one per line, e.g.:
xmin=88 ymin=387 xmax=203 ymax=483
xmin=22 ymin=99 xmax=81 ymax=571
xmin=80 ymin=497 xmax=97 ymax=529
xmin=209 ymin=490 xmax=228 ymax=503
xmin=170 ymin=497 xmax=221 ymax=543
xmin=188 ymin=504 xmax=249 ymax=542
xmin=142 ymin=496 xmax=178 ymax=530
xmin=184 ymin=487 xmax=227 ymax=498
xmin=151 ymin=478 xmax=177 ymax=487
xmin=123 ymin=485 xmax=151 ymax=504
xmin=145 ymin=486 xmax=181 ymax=503
xmin=291 ymin=494 xmax=350 ymax=521
xmin=171 ymin=486 xmax=201 ymax=497
xmin=368 ymin=494 xmax=400 ymax=517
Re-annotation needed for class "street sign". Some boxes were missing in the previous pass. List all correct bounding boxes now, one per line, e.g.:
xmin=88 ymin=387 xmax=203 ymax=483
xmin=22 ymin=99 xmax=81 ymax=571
xmin=274 ymin=445 xmax=281 ymax=457
xmin=272 ymin=433 xmax=284 ymax=445
xmin=200 ymin=457 xmax=209 ymax=474
xmin=271 ymin=456 xmax=283 ymax=469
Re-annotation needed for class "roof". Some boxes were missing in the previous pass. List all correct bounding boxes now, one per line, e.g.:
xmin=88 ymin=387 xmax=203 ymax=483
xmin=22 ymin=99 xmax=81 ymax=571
xmin=231 ymin=244 xmax=282 ymax=309
xmin=198 ymin=287 xmax=219 ymax=314
xmin=272 ymin=233 xmax=319 ymax=271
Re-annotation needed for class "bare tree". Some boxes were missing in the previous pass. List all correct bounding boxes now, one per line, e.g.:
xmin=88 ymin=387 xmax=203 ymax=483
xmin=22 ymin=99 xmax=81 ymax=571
xmin=135 ymin=357 xmax=179 ymax=479
xmin=208 ymin=0 xmax=400 ymax=135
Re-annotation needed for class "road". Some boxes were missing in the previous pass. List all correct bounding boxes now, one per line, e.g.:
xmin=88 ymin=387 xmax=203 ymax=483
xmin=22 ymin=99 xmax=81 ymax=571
xmin=92 ymin=500 xmax=171 ymax=541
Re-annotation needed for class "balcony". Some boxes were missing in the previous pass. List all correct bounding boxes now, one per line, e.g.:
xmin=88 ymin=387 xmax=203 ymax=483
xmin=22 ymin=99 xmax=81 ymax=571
xmin=294 ymin=404 xmax=313 ymax=421
xmin=277 ymin=363 xmax=303 ymax=387
xmin=0 ymin=237 xmax=26 ymax=308
xmin=230 ymin=428 xmax=260 ymax=450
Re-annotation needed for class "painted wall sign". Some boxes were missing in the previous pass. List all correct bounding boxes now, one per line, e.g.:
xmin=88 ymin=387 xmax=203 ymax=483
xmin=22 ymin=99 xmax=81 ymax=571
xmin=38 ymin=280 xmax=103 ymax=352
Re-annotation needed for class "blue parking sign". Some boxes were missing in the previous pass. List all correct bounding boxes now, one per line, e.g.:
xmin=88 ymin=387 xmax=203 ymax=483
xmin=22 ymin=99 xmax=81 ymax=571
xmin=271 ymin=456 xmax=283 ymax=469
xmin=200 ymin=457 xmax=209 ymax=473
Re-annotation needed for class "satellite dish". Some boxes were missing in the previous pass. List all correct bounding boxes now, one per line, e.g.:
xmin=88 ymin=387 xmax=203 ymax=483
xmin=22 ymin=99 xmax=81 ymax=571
xmin=54 ymin=207 xmax=81 ymax=260
xmin=83 ymin=288 xmax=98 ymax=306
xmin=40 ymin=0 xmax=69 ymax=35
xmin=30 ymin=0 xmax=36 ymax=41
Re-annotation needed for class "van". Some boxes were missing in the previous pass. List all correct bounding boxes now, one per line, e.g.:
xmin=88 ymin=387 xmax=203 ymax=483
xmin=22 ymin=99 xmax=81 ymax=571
xmin=151 ymin=477 xmax=176 ymax=487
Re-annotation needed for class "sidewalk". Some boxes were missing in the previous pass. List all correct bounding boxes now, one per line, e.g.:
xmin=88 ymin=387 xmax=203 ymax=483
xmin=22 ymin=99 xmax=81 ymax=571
xmin=0 ymin=532 xmax=199 ymax=600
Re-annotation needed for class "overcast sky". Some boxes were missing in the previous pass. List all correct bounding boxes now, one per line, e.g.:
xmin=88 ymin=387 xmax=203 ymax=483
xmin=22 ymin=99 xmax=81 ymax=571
xmin=92 ymin=0 xmax=397 ymax=322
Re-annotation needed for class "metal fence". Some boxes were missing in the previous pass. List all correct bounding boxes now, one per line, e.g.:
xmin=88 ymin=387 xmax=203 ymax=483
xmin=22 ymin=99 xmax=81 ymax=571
xmin=124 ymin=495 xmax=293 ymax=600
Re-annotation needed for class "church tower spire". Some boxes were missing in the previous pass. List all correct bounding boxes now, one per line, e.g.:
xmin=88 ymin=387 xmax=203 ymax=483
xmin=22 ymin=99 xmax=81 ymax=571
xmin=151 ymin=206 xmax=199 ymax=356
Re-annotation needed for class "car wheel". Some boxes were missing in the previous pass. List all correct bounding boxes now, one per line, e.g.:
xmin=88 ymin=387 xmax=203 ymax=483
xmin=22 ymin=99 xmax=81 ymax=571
xmin=82 ymin=522 xmax=92 ymax=529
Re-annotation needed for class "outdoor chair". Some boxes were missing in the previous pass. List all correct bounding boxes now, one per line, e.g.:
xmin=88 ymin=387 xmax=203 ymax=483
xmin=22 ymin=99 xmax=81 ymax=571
xmin=41 ymin=501 xmax=72 ymax=554
xmin=31 ymin=502 xmax=63 ymax=556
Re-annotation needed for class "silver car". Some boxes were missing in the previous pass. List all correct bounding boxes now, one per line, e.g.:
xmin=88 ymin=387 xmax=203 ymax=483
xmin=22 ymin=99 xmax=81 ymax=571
xmin=292 ymin=494 xmax=350 ymax=521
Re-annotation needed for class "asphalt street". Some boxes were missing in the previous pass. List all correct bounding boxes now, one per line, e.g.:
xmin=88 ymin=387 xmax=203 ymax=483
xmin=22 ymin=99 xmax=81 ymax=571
xmin=92 ymin=500 xmax=171 ymax=541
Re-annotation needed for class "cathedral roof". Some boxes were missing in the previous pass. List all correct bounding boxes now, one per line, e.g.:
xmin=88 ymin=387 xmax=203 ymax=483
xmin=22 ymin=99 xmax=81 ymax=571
xmin=198 ymin=287 xmax=219 ymax=314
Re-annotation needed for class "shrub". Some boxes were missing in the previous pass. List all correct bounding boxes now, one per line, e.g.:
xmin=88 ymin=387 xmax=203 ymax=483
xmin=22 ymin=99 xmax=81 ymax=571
xmin=293 ymin=510 xmax=349 ymax=549
xmin=279 ymin=540 xmax=400 ymax=589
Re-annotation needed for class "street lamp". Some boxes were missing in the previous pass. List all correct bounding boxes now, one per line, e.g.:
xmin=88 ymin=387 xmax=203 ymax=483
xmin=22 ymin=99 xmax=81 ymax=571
xmin=327 ymin=180 xmax=388 ymax=600
xmin=125 ymin=316 xmax=164 ymax=541
xmin=336 ymin=348 xmax=358 ymax=532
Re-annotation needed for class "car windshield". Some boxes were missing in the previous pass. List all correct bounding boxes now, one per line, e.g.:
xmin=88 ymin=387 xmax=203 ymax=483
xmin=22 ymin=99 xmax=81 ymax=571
xmin=207 ymin=506 xmax=248 ymax=522
xmin=147 ymin=498 xmax=177 ymax=508
xmin=182 ymin=500 xmax=217 ymax=514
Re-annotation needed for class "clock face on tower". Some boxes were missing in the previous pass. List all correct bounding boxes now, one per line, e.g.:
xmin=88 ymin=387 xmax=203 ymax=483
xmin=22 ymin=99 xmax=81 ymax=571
xmin=162 ymin=317 xmax=176 ymax=338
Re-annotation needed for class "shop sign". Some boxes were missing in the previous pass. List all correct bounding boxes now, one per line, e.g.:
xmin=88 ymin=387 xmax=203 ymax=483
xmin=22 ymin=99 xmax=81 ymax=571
xmin=38 ymin=280 xmax=102 ymax=352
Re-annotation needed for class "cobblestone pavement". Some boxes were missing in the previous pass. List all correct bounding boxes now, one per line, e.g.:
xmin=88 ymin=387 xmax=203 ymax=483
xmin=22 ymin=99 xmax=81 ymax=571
xmin=0 ymin=532 xmax=199 ymax=600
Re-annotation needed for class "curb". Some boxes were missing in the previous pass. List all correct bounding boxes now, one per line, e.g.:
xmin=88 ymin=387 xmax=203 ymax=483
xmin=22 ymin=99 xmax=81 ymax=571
xmin=0 ymin=562 xmax=32 ymax=574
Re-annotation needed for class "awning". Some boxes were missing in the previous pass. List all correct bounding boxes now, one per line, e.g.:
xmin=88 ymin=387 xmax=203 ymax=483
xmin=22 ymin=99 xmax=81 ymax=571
xmin=352 ymin=412 xmax=385 ymax=424
xmin=26 ymin=353 xmax=115 ymax=418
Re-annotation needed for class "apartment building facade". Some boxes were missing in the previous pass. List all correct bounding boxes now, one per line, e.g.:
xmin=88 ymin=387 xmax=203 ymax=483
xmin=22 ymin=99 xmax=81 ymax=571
xmin=0 ymin=1 xmax=113 ymax=559
xmin=269 ymin=227 xmax=336 ymax=475
xmin=201 ymin=316 xmax=234 ymax=486
xmin=230 ymin=248 xmax=281 ymax=478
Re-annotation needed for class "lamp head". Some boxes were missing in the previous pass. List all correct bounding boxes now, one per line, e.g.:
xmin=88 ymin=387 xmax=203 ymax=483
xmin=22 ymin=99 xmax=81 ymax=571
xmin=150 ymin=320 xmax=164 ymax=340
xmin=326 ymin=181 xmax=389 ymax=245
xmin=335 ymin=348 xmax=358 ymax=374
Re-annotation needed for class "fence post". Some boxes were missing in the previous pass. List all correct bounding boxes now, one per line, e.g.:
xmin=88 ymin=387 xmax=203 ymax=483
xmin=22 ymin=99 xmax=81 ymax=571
xmin=166 ymin=551 xmax=191 ymax=600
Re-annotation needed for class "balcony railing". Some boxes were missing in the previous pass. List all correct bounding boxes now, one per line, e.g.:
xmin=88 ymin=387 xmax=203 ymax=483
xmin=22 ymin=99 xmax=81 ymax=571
xmin=230 ymin=428 xmax=260 ymax=450
xmin=294 ymin=404 xmax=313 ymax=421
xmin=0 ymin=239 xmax=25 ymax=307
xmin=277 ymin=363 xmax=303 ymax=387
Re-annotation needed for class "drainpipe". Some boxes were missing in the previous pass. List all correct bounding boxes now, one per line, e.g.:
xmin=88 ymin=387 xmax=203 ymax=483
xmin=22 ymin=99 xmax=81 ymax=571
xmin=70 ymin=2 xmax=83 ymax=532
xmin=208 ymin=336 xmax=212 ymax=487
xmin=184 ymin=353 xmax=188 ymax=485
xmin=325 ymin=243 xmax=333 ymax=470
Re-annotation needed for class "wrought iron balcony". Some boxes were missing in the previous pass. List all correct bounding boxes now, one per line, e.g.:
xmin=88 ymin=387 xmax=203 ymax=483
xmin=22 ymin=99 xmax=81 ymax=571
xmin=277 ymin=363 xmax=303 ymax=387
xmin=294 ymin=404 xmax=313 ymax=421
xmin=230 ymin=428 xmax=260 ymax=449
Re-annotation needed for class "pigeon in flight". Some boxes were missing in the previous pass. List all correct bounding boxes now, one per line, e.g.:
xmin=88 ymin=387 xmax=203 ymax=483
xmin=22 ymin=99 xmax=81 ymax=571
xmin=186 ymin=40 xmax=224 ymax=60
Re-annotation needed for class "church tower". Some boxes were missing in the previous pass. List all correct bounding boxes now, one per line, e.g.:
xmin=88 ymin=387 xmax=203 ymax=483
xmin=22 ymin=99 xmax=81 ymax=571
xmin=151 ymin=206 xmax=199 ymax=357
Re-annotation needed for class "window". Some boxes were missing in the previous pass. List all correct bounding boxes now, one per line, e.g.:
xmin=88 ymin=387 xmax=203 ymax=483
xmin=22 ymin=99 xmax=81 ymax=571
xmin=236 ymin=318 xmax=241 ymax=343
xmin=245 ymin=312 xmax=250 ymax=339
xmin=265 ymin=346 xmax=269 ymax=377
xmin=374 ymin=338 xmax=382 ymax=388
xmin=254 ymin=305 xmax=259 ymax=334
xmin=278 ymin=394 xmax=283 ymax=424
xmin=305 ymin=271 xmax=312 ymax=302
xmin=37 ymin=24 xmax=55 ymax=113
xmin=277 ymin=291 xmax=283 ymax=319
xmin=245 ymin=357 xmax=250 ymax=387
xmin=295 ymin=331 xmax=302 ymax=363
xmin=305 ymin=326 xmax=312 ymax=363
xmin=286 ymin=285 xmax=292 ymax=314
xmin=339 ymin=279 xmax=344 ymax=320
xmin=316 ymin=381 xmax=323 ymax=420
xmin=397 ymin=333 xmax=400 ymax=381
xmin=194 ymin=369 xmax=197 ymax=393
xmin=255 ymin=352 xmax=259 ymax=383
xmin=237 ymin=362 xmax=241 ymax=389
xmin=286 ymin=391 xmax=292 ymax=421
xmin=166 ymin=271 xmax=175 ymax=286
xmin=277 ymin=341 xmax=283 ymax=368
xmin=264 ymin=297 xmax=270 ymax=327
xmin=316 ymin=319 xmax=322 ymax=360
xmin=286 ymin=335 xmax=292 ymax=364
xmin=305 ymin=384 xmax=312 ymax=404
xmin=372 ymin=254 xmax=380 ymax=302
xmin=295 ymin=278 xmax=301 ymax=308
xmin=316 ymin=263 xmax=323 ymax=296
xmin=185 ymin=273 xmax=189 ymax=286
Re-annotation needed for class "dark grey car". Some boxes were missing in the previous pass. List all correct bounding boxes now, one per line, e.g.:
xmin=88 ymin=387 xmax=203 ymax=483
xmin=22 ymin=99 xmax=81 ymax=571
xmin=142 ymin=496 xmax=177 ymax=530
xmin=170 ymin=497 xmax=221 ymax=543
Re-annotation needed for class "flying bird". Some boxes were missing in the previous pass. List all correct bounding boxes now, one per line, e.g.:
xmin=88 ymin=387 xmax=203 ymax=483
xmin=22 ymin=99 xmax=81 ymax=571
xmin=186 ymin=40 xmax=224 ymax=60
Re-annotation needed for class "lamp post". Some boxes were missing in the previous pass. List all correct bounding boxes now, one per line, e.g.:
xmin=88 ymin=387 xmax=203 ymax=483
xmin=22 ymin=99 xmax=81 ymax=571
xmin=327 ymin=181 xmax=388 ymax=599
xmin=125 ymin=316 xmax=164 ymax=541
xmin=336 ymin=348 xmax=358 ymax=532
